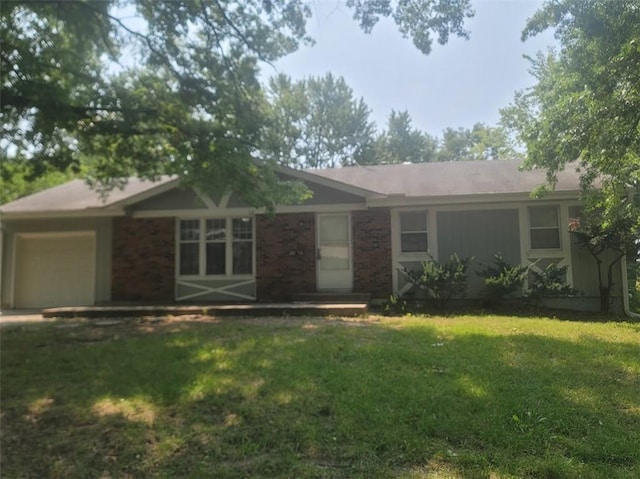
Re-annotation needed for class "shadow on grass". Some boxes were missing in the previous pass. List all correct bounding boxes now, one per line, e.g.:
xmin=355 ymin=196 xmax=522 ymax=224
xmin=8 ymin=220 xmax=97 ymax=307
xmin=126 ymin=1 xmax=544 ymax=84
xmin=1 ymin=317 xmax=639 ymax=478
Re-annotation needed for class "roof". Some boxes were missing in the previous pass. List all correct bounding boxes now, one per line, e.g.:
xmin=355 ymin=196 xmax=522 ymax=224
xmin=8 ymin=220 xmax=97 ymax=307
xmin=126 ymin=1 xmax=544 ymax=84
xmin=311 ymin=160 xmax=581 ymax=197
xmin=0 ymin=160 xmax=582 ymax=217
xmin=0 ymin=176 xmax=177 ymax=216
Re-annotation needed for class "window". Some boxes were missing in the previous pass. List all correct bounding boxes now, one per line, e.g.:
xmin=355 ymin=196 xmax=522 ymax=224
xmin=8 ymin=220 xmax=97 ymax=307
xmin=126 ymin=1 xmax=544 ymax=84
xmin=232 ymin=218 xmax=253 ymax=275
xmin=179 ymin=218 xmax=253 ymax=276
xmin=400 ymin=211 xmax=428 ymax=253
xmin=205 ymin=219 xmax=226 ymax=275
xmin=179 ymin=219 xmax=200 ymax=275
xmin=529 ymin=206 xmax=560 ymax=250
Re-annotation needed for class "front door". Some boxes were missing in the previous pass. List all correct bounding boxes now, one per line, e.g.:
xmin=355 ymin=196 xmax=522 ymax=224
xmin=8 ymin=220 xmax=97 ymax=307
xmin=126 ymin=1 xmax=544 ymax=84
xmin=317 ymin=213 xmax=353 ymax=291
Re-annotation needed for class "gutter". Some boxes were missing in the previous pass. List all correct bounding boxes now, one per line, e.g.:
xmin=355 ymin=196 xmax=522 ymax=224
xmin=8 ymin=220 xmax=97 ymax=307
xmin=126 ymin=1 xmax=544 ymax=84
xmin=366 ymin=190 xmax=581 ymax=208
xmin=621 ymin=256 xmax=640 ymax=319
xmin=0 ymin=208 xmax=127 ymax=220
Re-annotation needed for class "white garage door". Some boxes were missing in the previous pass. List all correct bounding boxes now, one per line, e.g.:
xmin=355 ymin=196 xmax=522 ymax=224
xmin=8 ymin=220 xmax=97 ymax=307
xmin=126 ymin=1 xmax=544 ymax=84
xmin=14 ymin=233 xmax=96 ymax=308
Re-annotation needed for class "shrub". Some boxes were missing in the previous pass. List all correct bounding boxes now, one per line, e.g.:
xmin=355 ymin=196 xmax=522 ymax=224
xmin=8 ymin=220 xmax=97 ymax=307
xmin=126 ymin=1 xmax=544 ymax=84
xmin=477 ymin=253 xmax=528 ymax=305
xmin=629 ymin=259 xmax=640 ymax=313
xmin=528 ymin=263 xmax=577 ymax=300
xmin=404 ymin=254 xmax=472 ymax=308
xmin=630 ymin=279 xmax=640 ymax=313
xmin=382 ymin=295 xmax=408 ymax=316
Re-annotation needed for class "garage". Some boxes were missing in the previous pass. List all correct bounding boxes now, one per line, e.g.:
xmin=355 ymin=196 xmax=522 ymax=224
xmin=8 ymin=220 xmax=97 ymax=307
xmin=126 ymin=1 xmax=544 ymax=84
xmin=13 ymin=232 xmax=96 ymax=308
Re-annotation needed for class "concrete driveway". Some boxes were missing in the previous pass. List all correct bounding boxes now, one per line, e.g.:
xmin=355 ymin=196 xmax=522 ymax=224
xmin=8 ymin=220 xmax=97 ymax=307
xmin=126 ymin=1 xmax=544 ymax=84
xmin=0 ymin=309 xmax=50 ymax=327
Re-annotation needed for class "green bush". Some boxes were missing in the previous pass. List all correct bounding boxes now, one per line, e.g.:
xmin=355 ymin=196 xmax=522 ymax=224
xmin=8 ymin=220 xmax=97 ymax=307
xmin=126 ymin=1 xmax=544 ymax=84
xmin=404 ymin=254 xmax=472 ymax=308
xmin=382 ymin=294 xmax=408 ymax=316
xmin=628 ymin=259 xmax=640 ymax=313
xmin=477 ymin=253 xmax=528 ymax=305
xmin=629 ymin=279 xmax=640 ymax=313
xmin=528 ymin=263 xmax=577 ymax=300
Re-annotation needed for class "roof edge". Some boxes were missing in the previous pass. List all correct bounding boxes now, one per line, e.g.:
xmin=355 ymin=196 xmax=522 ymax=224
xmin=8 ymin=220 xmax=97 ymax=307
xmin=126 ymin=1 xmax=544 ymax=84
xmin=105 ymin=176 xmax=181 ymax=209
xmin=277 ymin=165 xmax=384 ymax=199
xmin=0 ymin=209 xmax=127 ymax=220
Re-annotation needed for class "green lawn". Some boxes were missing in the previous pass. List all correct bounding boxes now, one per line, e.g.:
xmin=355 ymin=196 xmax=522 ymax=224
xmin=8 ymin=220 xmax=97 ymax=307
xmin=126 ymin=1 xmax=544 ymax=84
xmin=1 ymin=314 xmax=639 ymax=478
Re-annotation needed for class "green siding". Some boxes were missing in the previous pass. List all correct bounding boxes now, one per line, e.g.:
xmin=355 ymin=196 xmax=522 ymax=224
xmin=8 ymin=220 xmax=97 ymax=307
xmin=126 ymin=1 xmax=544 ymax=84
xmin=568 ymin=206 xmax=621 ymax=298
xmin=132 ymin=188 xmax=206 ymax=211
xmin=302 ymin=182 xmax=366 ymax=205
xmin=437 ymin=209 xmax=521 ymax=297
xmin=569 ymin=237 xmax=622 ymax=298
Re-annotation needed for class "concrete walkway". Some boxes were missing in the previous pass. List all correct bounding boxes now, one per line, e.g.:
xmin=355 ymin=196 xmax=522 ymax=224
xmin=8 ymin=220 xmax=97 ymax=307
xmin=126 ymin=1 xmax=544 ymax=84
xmin=0 ymin=309 xmax=51 ymax=327
xmin=0 ymin=302 xmax=368 ymax=325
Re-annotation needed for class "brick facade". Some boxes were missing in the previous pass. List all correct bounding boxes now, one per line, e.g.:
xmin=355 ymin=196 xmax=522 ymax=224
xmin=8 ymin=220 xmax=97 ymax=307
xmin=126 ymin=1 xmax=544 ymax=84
xmin=352 ymin=209 xmax=393 ymax=299
xmin=256 ymin=213 xmax=316 ymax=301
xmin=111 ymin=217 xmax=175 ymax=302
xmin=110 ymin=210 xmax=392 ymax=303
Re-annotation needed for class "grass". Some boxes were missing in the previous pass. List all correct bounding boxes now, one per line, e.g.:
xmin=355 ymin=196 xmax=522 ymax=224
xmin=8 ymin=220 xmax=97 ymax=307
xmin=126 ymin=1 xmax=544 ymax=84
xmin=1 ymin=314 xmax=639 ymax=478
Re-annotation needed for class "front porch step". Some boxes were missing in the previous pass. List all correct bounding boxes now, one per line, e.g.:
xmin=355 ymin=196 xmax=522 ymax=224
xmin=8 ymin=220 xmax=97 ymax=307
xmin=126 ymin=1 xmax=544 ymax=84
xmin=292 ymin=292 xmax=371 ymax=304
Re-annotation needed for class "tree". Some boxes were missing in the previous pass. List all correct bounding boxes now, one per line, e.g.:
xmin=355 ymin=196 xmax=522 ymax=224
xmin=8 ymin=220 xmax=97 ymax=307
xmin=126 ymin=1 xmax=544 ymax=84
xmin=436 ymin=123 xmax=517 ymax=162
xmin=1 ymin=0 xmax=474 ymax=206
xmin=501 ymin=0 xmax=640 ymax=311
xmin=569 ymin=205 xmax=638 ymax=313
xmin=374 ymin=110 xmax=437 ymax=164
xmin=263 ymin=73 xmax=375 ymax=168
xmin=0 ymin=159 xmax=80 ymax=204
xmin=437 ymin=127 xmax=472 ymax=162
xmin=371 ymin=115 xmax=514 ymax=165
xmin=348 ymin=0 xmax=474 ymax=56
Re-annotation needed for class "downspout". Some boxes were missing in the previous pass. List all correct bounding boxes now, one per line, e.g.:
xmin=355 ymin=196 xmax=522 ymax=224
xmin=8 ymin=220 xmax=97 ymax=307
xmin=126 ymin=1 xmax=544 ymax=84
xmin=621 ymin=255 xmax=640 ymax=319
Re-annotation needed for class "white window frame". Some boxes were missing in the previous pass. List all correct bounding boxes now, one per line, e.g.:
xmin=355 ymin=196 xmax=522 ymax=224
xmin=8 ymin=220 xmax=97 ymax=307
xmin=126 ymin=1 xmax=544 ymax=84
xmin=177 ymin=217 xmax=255 ymax=278
xmin=398 ymin=209 xmax=430 ymax=255
xmin=528 ymin=205 xmax=562 ymax=253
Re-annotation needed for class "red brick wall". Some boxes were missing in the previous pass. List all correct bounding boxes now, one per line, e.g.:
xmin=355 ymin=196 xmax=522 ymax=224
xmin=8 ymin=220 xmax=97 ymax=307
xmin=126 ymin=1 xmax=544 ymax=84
xmin=256 ymin=213 xmax=316 ymax=301
xmin=352 ymin=209 xmax=393 ymax=299
xmin=111 ymin=217 xmax=175 ymax=302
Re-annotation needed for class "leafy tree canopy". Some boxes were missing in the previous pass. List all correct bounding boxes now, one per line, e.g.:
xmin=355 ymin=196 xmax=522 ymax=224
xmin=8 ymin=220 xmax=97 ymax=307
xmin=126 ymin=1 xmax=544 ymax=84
xmin=1 ymin=0 xmax=474 ymax=206
xmin=437 ymin=123 xmax=518 ymax=162
xmin=263 ymin=73 xmax=375 ymax=169
xmin=501 ymin=0 xmax=639 ymax=227
xmin=374 ymin=110 xmax=438 ymax=164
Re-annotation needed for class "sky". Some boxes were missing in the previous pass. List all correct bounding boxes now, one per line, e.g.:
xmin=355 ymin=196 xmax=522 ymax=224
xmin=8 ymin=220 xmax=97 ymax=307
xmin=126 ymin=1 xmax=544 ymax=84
xmin=268 ymin=0 xmax=556 ymax=136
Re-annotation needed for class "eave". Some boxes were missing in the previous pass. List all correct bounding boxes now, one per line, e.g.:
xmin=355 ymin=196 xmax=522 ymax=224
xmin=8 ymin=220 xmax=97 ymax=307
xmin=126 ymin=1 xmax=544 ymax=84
xmin=366 ymin=190 xmax=583 ymax=208
xmin=0 ymin=208 xmax=127 ymax=221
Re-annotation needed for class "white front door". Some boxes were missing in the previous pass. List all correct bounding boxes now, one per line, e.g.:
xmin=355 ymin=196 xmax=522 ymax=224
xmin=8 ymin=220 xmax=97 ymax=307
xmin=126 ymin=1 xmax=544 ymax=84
xmin=317 ymin=213 xmax=353 ymax=291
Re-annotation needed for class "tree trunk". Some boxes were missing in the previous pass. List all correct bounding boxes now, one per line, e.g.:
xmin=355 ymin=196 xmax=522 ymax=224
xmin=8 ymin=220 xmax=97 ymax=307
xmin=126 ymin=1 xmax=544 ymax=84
xmin=600 ymin=286 xmax=611 ymax=313
xmin=595 ymin=258 xmax=608 ymax=313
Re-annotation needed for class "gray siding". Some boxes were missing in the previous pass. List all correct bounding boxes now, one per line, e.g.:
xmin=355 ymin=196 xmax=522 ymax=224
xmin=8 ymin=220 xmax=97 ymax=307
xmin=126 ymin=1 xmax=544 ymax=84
xmin=303 ymin=182 xmax=367 ymax=205
xmin=1 ymin=217 xmax=112 ymax=308
xmin=226 ymin=192 xmax=251 ymax=208
xmin=131 ymin=174 xmax=368 ymax=211
xmin=132 ymin=188 xmax=206 ymax=211
xmin=437 ymin=209 xmax=521 ymax=297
